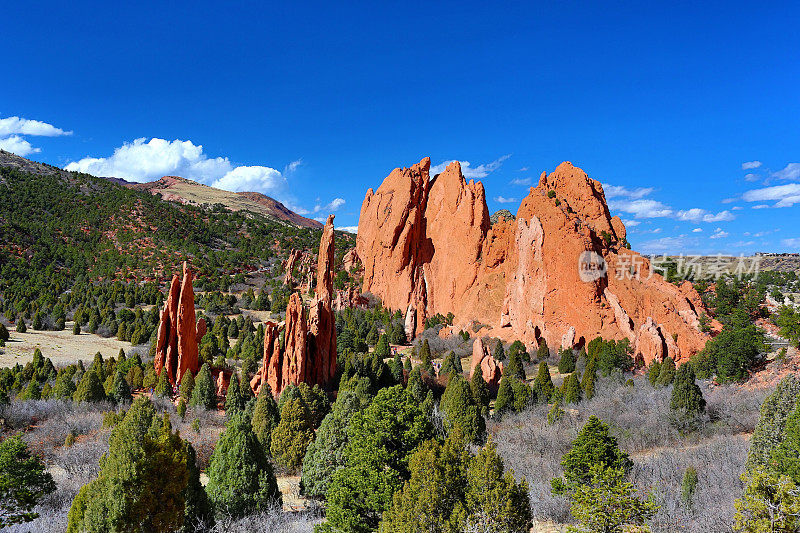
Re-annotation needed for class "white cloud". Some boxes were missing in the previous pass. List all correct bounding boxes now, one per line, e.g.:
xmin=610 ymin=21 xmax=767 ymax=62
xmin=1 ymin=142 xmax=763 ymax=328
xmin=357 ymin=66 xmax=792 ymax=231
xmin=0 ymin=135 xmax=40 ymax=156
xmin=744 ymin=173 xmax=760 ymax=182
xmin=752 ymin=204 xmax=771 ymax=209
xmin=604 ymin=185 xmax=654 ymax=200
xmin=710 ymin=228 xmax=728 ymax=239
xmin=0 ymin=116 xmax=72 ymax=137
xmin=742 ymin=183 xmax=800 ymax=208
xmin=494 ymin=196 xmax=518 ymax=204
xmin=313 ymin=198 xmax=345 ymax=214
xmin=675 ymin=208 xmax=735 ymax=223
xmin=608 ymin=198 xmax=673 ymax=219
xmin=518 ymin=167 xmax=529 ymax=172
xmin=284 ymin=159 xmax=302 ymax=173
xmin=510 ymin=177 xmax=531 ymax=186
xmin=212 ymin=165 xmax=285 ymax=195
xmin=340 ymin=226 xmax=358 ymax=234
xmin=431 ymin=154 xmax=511 ymax=179
xmin=741 ymin=161 xmax=762 ymax=170
xmin=692 ymin=228 xmax=702 ymax=233
xmin=782 ymin=237 xmax=800 ymax=247
xmin=773 ymin=163 xmax=800 ymax=181
xmin=732 ymin=206 xmax=743 ymax=210
xmin=621 ymin=219 xmax=640 ymax=227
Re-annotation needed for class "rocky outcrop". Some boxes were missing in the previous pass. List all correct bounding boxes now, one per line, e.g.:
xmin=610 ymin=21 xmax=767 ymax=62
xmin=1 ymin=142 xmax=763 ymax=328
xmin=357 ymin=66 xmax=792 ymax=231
xmin=155 ymin=262 xmax=200 ymax=385
xmin=469 ymin=338 xmax=502 ymax=389
xmin=334 ymin=286 xmax=368 ymax=311
xmin=283 ymin=249 xmax=304 ymax=286
xmin=357 ymin=159 xmax=711 ymax=364
xmin=342 ymin=249 xmax=360 ymax=273
xmin=251 ymin=216 xmax=339 ymax=397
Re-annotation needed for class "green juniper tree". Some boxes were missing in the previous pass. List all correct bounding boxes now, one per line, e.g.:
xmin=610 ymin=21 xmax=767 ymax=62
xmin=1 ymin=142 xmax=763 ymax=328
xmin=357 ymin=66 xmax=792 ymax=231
xmin=0 ymin=434 xmax=55 ymax=527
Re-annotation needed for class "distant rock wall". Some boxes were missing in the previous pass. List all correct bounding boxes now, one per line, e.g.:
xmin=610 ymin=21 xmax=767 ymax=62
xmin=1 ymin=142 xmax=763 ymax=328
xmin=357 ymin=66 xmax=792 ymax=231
xmin=357 ymin=159 xmax=710 ymax=364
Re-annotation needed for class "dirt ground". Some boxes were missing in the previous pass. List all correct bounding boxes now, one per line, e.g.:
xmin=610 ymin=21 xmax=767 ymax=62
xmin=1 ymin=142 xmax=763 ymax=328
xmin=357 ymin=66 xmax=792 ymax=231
xmin=0 ymin=322 xmax=135 ymax=367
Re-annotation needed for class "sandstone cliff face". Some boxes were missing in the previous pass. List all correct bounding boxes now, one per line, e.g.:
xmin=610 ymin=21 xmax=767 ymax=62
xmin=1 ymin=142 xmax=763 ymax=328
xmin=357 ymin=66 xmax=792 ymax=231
xmin=155 ymin=262 xmax=201 ymax=385
xmin=357 ymin=159 xmax=711 ymax=364
xmin=251 ymin=216 xmax=339 ymax=397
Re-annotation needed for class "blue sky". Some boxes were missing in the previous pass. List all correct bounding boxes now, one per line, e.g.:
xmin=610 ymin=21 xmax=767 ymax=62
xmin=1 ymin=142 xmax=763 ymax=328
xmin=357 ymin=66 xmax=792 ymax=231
xmin=2 ymin=1 xmax=799 ymax=253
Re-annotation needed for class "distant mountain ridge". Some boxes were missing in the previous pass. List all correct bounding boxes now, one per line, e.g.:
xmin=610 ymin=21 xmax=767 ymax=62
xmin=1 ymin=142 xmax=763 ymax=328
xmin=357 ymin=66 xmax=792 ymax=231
xmin=0 ymin=150 xmax=321 ymax=229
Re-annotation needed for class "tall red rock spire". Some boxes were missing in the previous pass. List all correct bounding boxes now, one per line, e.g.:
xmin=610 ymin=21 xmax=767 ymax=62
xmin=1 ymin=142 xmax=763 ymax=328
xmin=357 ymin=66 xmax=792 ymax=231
xmin=155 ymin=262 xmax=201 ymax=385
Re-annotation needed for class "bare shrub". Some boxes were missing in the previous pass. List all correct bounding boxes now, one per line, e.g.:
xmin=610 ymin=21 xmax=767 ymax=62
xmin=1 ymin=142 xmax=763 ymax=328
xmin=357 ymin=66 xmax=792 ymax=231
xmin=414 ymin=328 xmax=474 ymax=359
xmin=208 ymin=503 xmax=323 ymax=532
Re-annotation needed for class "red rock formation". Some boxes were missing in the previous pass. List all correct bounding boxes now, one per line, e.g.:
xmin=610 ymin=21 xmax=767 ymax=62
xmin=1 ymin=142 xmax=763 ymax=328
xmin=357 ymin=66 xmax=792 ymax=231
xmin=283 ymin=249 xmax=303 ymax=286
xmin=176 ymin=262 xmax=199 ymax=384
xmin=252 ymin=216 xmax=340 ymax=397
xmin=196 ymin=318 xmax=207 ymax=342
xmin=357 ymin=159 xmax=711 ymax=365
xmin=342 ymin=248 xmax=360 ymax=273
xmin=334 ymin=286 xmax=368 ymax=311
xmin=469 ymin=338 xmax=502 ymax=388
xmin=155 ymin=263 xmax=201 ymax=385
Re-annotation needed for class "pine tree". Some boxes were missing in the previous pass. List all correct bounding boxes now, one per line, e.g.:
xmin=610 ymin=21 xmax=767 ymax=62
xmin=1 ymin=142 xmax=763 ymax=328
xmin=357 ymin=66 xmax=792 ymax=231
xmin=72 ymin=322 xmax=81 ymax=335
xmin=32 ymin=312 xmax=43 ymax=331
xmin=320 ymin=386 xmax=434 ymax=533
xmin=73 ymin=369 xmax=106 ymax=403
xmin=66 ymin=398 xmax=195 ymax=532
xmin=17 ymin=380 xmax=41 ymax=401
xmin=536 ymin=339 xmax=549 ymax=361
xmin=178 ymin=371 xmax=195 ymax=403
xmin=15 ymin=318 xmax=26 ymax=334
xmin=506 ymin=349 xmax=526 ymax=381
xmin=551 ymin=416 xmax=632 ymax=494
xmin=301 ymin=390 xmax=368 ymax=498
xmin=494 ymin=377 xmax=515 ymax=418
xmin=177 ymin=398 xmax=187 ymax=419
xmin=557 ymin=348 xmax=576 ymax=374
xmin=646 ymin=360 xmax=662 ymax=386
xmin=581 ymin=359 xmax=596 ymax=400
xmin=206 ymin=413 xmax=281 ymax=518
xmin=366 ymin=325 xmax=379 ymax=346
xmin=52 ymin=372 xmax=76 ymax=399
xmin=746 ymin=375 xmax=800 ymax=472
xmin=0 ymin=434 xmax=55 ymax=527
xmin=670 ymin=364 xmax=706 ymax=415
xmin=533 ymin=362 xmax=555 ymax=403
xmin=511 ymin=378 xmax=533 ymax=412
xmin=374 ymin=333 xmax=390 ymax=358
xmin=154 ymin=370 xmax=171 ymax=398
xmin=225 ymin=372 xmax=245 ymax=414
xmin=406 ymin=366 xmax=428 ymax=403
xmin=391 ymin=352 xmax=403 ymax=383
xmin=441 ymin=373 xmax=485 ymax=444
xmin=403 ymin=356 xmax=412 ymax=373
xmin=111 ymin=371 xmax=132 ymax=403
xmin=493 ymin=340 xmax=506 ymax=362
xmin=270 ymin=397 xmax=315 ymax=472
xmin=419 ymin=340 xmax=433 ymax=372
xmin=656 ymin=357 xmax=676 ymax=386
xmin=251 ymin=385 xmax=280 ymax=452
xmin=191 ymin=364 xmax=217 ymax=410
xmin=562 ymin=372 xmax=582 ymax=404
xmin=0 ymin=323 xmax=8 ymax=343
xmin=469 ymin=364 xmax=490 ymax=416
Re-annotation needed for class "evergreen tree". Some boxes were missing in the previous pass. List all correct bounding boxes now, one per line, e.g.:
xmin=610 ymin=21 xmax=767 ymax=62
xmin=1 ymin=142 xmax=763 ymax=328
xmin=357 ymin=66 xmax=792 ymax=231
xmin=90 ymin=352 xmax=106 ymax=382
xmin=73 ymin=369 xmax=106 ymax=403
xmin=154 ymin=370 xmax=171 ymax=398
xmin=225 ymin=373 xmax=245 ymax=415
xmin=747 ymin=375 xmax=800 ymax=472
xmin=403 ymin=356 xmax=412 ymax=373
xmin=52 ymin=372 xmax=77 ymax=399
xmin=17 ymin=380 xmax=41 ymax=401
xmin=681 ymin=466 xmax=698 ymax=507
xmin=494 ymin=377 xmax=515 ymax=418
xmin=270 ymin=397 xmax=315 ymax=472
xmin=406 ymin=366 xmax=428 ymax=403
xmin=506 ymin=349 xmax=526 ymax=381
xmin=298 ymin=383 xmax=330 ymax=427
xmin=72 ymin=322 xmax=81 ymax=335
xmin=493 ymin=339 xmax=506 ymax=362
xmin=178 ymin=371 xmax=195 ymax=403
xmin=562 ymin=372 xmax=582 ymax=404
xmin=511 ymin=378 xmax=533 ymax=412
xmin=0 ymin=323 xmax=8 ymax=342
xmin=374 ymin=333 xmax=390 ymax=358
xmin=533 ymin=362 xmax=555 ymax=403
xmin=366 ymin=325 xmax=378 ymax=346
xmin=301 ymin=390 xmax=369 ymax=498
xmin=0 ymin=434 xmax=55 ymax=527
xmin=320 ymin=386 xmax=434 ymax=533
xmin=557 ymin=348 xmax=576 ymax=374
xmin=32 ymin=312 xmax=42 ymax=331
xmin=419 ymin=340 xmax=433 ymax=371
xmin=646 ymin=360 xmax=662 ymax=386
xmin=66 ymin=398 xmax=195 ymax=532
xmin=469 ymin=365 xmax=490 ymax=416
xmin=111 ymin=371 xmax=132 ymax=403
xmin=206 ymin=413 xmax=281 ymax=518
xmin=441 ymin=373 xmax=485 ymax=444
xmin=177 ymin=398 xmax=187 ymax=419
xmin=656 ymin=356 xmax=676 ymax=386
xmin=508 ymin=340 xmax=529 ymax=363
xmin=15 ymin=318 xmax=26 ymax=334
xmin=536 ymin=339 xmax=549 ymax=361
xmin=581 ymin=359 xmax=597 ymax=400
xmin=390 ymin=352 xmax=404 ymax=383
xmin=734 ymin=468 xmax=800 ymax=532
xmin=191 ymin=364 xmax=217 ymax=410
xmin=440 ymin=351 xmax=464 ymax=378
xmin=670 ymin=364 xmax=706 ymax=416
xmin=251 ymin=385 xmax=280 ymax=452
xmin=551 ymin=416 xmax=632 ymax=495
